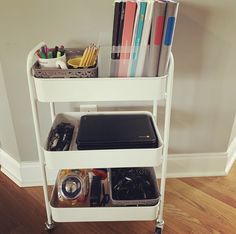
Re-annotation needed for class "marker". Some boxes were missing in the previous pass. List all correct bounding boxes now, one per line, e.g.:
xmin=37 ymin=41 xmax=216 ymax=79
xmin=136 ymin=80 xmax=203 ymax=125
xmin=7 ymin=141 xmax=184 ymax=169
xmin=57 ymin=51 xmax=61 ymax=58
xmin=44 ymin=45 xmax=48 ymax=58
xmin=41 ymin=46 xmax=46 ymax=58
xmin=35 ymin=50 xmax=41 ymax=58
xmin=48 ymin=51 xmax=53 ymax=59
xmin=39 ymin=50 xmax=46 ymax=59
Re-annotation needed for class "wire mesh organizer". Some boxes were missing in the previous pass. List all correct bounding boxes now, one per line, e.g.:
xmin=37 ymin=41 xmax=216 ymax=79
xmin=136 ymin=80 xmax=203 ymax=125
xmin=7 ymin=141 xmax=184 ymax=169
xmin=32 ymin=48 xmax=98 ymax=78
xmin=27 ymin=42 xmax=174 ymax=233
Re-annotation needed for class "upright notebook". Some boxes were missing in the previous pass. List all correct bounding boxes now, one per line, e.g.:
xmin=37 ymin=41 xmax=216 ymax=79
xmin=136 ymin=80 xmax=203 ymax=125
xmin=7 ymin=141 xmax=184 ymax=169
xmin=129 ymin=1 xmax=147 ymax=77
xmin=135 ymin=0 xmax=154 ymax=77
xmin=146 ymin=0 xmax=167 ymax=77
xmin=111 ymin=1 xmax=123 ymax=60
xmin=76 ymin=114 xmax=158 ymax=150
xmin=110 ymin=0 xmax=126 ymax=77
xmin=118 ymin=1 xmax=137 ymax=77
xmin=157 ymin=0 xmax=179 ymax=76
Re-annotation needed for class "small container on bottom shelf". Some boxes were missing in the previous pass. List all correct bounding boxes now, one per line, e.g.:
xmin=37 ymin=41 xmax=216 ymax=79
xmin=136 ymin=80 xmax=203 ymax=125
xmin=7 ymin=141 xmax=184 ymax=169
xmin=57 ymin=169 xmax=89 ymax=206
xmin=108 ymin=167 xmax=160 ymax=206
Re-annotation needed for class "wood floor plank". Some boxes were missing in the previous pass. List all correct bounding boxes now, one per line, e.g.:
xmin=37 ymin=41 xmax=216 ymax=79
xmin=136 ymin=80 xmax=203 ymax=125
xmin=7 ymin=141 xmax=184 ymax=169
xmin=179 ymin=165 xmax=236 ymax=209
xmin=1 ymin=164 xmax=236 ymax=234
xmin=164 ymin=179 xmax=236 ymax=234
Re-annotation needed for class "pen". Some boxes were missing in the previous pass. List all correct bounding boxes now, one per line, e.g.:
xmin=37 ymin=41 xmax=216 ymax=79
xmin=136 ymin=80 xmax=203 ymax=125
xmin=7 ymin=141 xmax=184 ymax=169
xmin=59 ymin=45 xmax=65 ymax=56
xmin=52 ymin=46 xmax=59 ymax=58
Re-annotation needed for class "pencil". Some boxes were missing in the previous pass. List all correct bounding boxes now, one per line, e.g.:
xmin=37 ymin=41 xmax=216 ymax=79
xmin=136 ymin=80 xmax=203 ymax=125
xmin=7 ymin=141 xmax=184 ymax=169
xmin=86 ymin=45 xmax=95 ymax=66
xmin=82 ymin=47 xmax=91 ymax=67
xmin=91 ymin=47 xmax=99 ymax=65
xmin=85 ymin=46 xmax=93 ymax=67
xmin=80 ymin=48 xmax=88 ymax=67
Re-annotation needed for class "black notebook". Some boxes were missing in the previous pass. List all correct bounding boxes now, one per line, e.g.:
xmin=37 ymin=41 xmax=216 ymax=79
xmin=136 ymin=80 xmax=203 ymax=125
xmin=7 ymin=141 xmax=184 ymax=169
xmin=76 ymin=114 xmax=158 ymax=150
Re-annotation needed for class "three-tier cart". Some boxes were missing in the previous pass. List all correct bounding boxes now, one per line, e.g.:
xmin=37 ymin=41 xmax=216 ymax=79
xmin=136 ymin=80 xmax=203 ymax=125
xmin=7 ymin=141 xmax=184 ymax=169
xmin=27 ymin=42 xmax=174 ymax=234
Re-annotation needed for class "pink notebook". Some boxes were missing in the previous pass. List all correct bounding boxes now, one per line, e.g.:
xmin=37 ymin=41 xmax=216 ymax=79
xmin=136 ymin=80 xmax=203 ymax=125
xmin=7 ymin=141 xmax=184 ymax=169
xmin=118 ymin=1 xmax=137 ymax=77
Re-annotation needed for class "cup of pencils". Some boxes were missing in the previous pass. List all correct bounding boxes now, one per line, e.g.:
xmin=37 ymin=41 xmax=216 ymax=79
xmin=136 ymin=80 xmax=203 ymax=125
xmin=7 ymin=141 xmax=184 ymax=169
xmin=67 ymin=44 xmax=99 ymax=69
xmin=36 ymin=45 xmax=67 ymax=69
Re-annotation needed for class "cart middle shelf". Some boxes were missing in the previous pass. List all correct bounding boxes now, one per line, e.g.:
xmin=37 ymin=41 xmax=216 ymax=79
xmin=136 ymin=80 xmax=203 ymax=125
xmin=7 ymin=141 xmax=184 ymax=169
xmin=43 ymin=111 xmax=163 ymax=169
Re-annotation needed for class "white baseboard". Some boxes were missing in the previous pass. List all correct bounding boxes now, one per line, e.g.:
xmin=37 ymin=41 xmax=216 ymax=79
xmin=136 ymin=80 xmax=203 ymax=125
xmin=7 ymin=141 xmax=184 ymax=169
xmin=0 ymin=149 xmax=57 ymax=187
xmin=0 ymin=149 xmax=22 ymax=186
xmin=156 ymin=152 xmax=227 ymax=178
xmin=0 ymin=148 xmax=229 ymax=187
xmin=20 ymin=161 xmax=57 ymax=187
xmin=226 ymin=137 xmax=236 ymax=174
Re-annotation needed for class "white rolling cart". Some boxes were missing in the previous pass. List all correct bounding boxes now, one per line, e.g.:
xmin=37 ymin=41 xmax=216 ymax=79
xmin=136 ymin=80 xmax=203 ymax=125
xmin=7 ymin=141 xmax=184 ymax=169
xmin=27 ymin=42 xmax=174 ymax=234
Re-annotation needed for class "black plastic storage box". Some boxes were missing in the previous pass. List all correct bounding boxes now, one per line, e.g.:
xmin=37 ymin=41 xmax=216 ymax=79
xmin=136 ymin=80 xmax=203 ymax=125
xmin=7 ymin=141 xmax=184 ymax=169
xmin=109 ymin=167 xmax=160 ymax=206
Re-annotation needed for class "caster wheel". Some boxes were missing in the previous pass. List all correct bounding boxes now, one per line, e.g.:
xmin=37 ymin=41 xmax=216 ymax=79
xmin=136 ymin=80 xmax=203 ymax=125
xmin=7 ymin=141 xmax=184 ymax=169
xmin=155 ymin=227 xmax=163 ymax=234
xmin=45 ymin=221 xmax=55 ymax=232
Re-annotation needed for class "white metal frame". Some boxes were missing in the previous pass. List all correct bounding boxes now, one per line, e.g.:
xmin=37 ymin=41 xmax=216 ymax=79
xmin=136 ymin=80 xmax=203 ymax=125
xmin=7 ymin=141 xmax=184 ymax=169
xmin=27 ymin=42 xmax=174 ymax=232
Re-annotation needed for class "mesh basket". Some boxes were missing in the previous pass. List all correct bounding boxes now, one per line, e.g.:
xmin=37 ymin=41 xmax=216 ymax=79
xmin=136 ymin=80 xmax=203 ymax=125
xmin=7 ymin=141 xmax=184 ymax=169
xmin=32 ymin=48 xmax=98 ymax=79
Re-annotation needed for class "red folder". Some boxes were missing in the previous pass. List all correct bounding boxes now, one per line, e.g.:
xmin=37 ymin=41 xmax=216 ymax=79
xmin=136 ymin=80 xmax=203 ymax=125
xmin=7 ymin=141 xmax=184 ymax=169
xmin=118 ymin=1 xmax=137 ymax=77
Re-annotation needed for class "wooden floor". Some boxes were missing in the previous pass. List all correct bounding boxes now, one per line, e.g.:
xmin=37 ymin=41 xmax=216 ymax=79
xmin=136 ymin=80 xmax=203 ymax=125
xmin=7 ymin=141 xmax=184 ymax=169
xmin=1 ymin=165 xmax=236 ymax=234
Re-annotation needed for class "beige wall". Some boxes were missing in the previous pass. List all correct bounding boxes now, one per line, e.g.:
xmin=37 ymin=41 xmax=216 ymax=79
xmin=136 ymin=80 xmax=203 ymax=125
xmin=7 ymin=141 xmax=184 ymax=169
xmin=170 ymin=0 xmax=236 ymax=153
xmin=0 ymin=0 xmax=235 ymax=161
xmin=0 ymin=0 xmax=113 ymax=161
xmin=0 ymin=64 xmax=20 ymax=161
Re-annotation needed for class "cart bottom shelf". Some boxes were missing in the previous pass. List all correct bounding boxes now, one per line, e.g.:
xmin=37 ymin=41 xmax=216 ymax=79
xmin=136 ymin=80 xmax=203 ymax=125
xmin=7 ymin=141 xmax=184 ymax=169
xmin=50 ymin=167 xmax=160 ymax=222
xmin=50 ymin=204 xmax=159 ymax=222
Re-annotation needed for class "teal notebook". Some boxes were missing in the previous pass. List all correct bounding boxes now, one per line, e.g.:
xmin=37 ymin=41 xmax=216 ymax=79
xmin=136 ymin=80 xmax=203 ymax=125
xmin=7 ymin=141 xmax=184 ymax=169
xmin=129 ymin=2 xmax=147 ymax=77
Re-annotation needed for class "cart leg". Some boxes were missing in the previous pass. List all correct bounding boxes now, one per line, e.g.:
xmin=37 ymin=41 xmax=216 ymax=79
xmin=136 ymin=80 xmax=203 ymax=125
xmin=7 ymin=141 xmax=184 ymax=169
xmin=45 ymin=220 xmax=55 ymax=231
xmin=27 ymin=43 xmax=56 ymax=231
xmin=154 ymin=220 xmax=164 ymax=234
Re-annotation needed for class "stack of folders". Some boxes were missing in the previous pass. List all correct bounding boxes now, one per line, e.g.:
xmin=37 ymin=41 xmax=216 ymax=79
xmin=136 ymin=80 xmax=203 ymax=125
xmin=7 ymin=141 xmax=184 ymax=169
xmin=110 ymin=0 xmax=179 ymax=78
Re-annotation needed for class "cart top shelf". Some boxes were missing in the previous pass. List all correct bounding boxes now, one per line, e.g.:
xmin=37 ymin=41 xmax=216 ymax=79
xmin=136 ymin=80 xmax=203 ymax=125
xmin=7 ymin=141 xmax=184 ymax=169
xmin=28 ymin=43 xmax=172 ymax=103
xmin=33 ymin=76 xmax=167 ymax=102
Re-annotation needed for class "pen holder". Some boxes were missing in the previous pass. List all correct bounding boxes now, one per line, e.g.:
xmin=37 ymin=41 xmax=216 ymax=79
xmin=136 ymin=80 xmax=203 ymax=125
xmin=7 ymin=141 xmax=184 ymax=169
xmin=38 ymin=54 xmax=67 ymax=69
xmin=32 ymin=48 xmax=98 ymax=78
